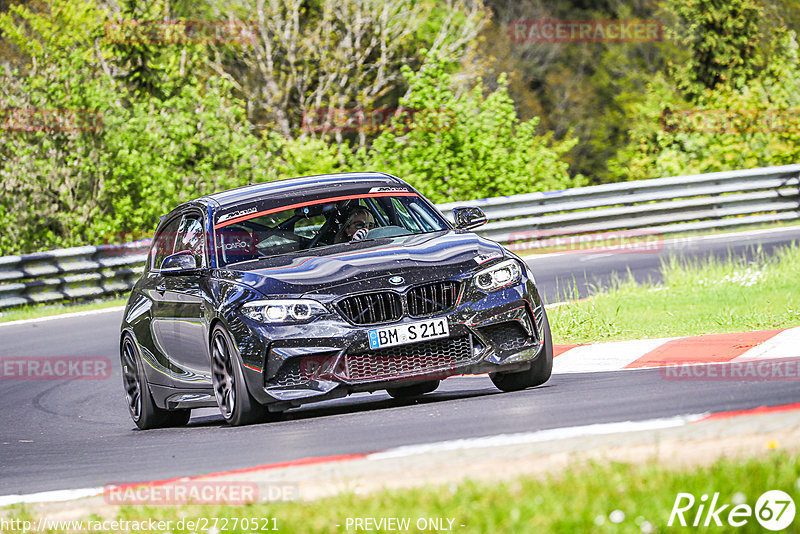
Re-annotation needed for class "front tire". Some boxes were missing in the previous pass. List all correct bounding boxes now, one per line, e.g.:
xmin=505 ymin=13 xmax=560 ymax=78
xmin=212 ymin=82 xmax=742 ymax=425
xmin=121 ymin=335 xmax=191 ymax=430
xmin=211 ymin=324 xmax=270 ymax=426
xmin=490 ymin=310 xmax=553 ymax=392
xmin=386 ymin=380 xmax=440 ymax=399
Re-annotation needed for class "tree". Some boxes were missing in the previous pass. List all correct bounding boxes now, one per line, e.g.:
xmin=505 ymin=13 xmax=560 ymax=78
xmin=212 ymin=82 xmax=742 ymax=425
xmin=610 ymin=0 xmax=800 ymax=181
xmin=356 ymin=58 xmax=583 ymax=203
xmin=0 ymin=0 xmax=266 ymax=254
xmin=475 ymin=0 xmax=677 ymax=183
xmin=207 ymin=0 xmax=488 ymax=141
xmin=667 ymin=0 xmax=763 ymax=99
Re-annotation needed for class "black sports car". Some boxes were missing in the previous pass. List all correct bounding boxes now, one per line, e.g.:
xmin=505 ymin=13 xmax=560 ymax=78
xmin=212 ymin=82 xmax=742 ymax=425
xmin=120 ymin=172 xmax=553 ymax=428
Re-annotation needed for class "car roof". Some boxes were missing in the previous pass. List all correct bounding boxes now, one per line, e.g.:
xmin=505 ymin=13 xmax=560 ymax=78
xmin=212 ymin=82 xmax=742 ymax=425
xmin=199 ymin=171 xmax=407 ymax=209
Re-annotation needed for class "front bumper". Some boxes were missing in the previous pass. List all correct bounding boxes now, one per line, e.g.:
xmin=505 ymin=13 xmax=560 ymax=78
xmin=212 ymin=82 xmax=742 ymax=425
xmin=231 ymin=278 xmax=546 ymax=409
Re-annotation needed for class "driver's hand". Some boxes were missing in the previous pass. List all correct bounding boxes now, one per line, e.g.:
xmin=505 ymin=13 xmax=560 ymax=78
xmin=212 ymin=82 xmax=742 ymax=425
xmin=352 ymin=228 xmax=369 ymax=241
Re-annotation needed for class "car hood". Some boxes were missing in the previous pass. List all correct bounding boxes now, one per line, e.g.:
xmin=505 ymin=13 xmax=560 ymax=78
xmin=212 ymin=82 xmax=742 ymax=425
xmin=216 ymin=230 xmax=506 ymax=300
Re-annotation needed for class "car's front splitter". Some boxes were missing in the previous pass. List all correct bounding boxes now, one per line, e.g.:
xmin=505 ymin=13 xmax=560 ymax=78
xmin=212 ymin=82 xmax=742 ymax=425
xmin=232 ymin=280 xmax=546 ymax=409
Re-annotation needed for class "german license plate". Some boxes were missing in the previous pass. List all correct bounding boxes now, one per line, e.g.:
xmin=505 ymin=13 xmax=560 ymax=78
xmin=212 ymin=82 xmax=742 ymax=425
xmin=368 ymin=318 xmax=449 ymax=349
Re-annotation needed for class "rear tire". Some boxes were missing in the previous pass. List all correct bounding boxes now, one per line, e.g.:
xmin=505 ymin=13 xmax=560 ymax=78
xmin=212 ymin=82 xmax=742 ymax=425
xmin=386 ymin=380 xmax=440 ymax=399
xmin=121 ymin=335 xmax=191 ymax=430
xmin=211 ymin=324 xmax=270 ymax=426
xmin=490 ymin=310 xmax=553 ymax=392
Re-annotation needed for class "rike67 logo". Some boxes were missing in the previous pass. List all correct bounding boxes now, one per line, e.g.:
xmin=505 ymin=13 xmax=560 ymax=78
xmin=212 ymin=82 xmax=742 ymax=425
xmin=669 ymin=490 xmax=795 ymax=531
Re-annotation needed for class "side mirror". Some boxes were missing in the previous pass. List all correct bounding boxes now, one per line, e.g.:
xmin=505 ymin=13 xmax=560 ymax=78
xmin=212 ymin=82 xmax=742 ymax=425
xmin=453 ymin=207 xmax=488 ymax=230
xmin=160 ymin=251 xmax=198 ymax=274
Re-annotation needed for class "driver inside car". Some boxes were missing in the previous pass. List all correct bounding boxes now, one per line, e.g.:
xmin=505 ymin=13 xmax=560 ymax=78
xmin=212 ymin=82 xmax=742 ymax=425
xmin=334 ymin=207 xmax=377 ymax=243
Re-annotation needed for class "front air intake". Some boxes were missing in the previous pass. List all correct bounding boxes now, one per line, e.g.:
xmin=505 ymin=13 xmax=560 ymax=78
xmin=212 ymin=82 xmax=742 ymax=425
xmin=337 ymin=292 xmax=403 ymax=325
xmin=407 ymin=281 xmax=461 ymax=317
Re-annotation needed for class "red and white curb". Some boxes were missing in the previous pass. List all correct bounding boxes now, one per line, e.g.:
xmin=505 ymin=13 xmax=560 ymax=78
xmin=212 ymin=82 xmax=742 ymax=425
xmin=552 ymin=327 xmax=800 ymax=374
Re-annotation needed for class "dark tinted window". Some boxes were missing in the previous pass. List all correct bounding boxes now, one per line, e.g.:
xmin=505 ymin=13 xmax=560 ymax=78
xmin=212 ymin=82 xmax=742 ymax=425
xmin=174 ymin=214 xmax=206 ymax=268
xmin=150 ymin=217 xmax=181 ymax=270
xmin=214 ymin=194 xmax=448 ymax=266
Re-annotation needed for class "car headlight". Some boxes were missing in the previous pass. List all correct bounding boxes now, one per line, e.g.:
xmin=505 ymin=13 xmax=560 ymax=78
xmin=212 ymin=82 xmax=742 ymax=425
xmin=241 ymin=299 xmax=328 ymax=324
xmin=473 ymin=259 xmax=522 ymax=292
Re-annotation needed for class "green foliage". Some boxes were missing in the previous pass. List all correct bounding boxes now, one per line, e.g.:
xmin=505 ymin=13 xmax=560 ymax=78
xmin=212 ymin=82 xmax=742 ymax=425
xmin=0 ymin=0 xmax=266 ymax=254
xmin=357 ymin=60 xmax=583 ymax=203
xmin=611 ymin=1 xmax=800 ymax=181
xmin=0 ymin=0 xmax=581 ymax=256
xmin=667 ymin=0 xmax=763 ymax=99
xmin=268 ymin=135 xmax=345 ymax=180
xmin=96 ymin=81 xmax=272 ymax=241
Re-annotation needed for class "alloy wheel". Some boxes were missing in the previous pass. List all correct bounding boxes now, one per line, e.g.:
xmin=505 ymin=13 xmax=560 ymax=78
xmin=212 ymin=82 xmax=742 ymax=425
xmin=211 ymin=332 xmax=236 ymax=419
xmin=121 ymin=338 xmax=142 ymax=421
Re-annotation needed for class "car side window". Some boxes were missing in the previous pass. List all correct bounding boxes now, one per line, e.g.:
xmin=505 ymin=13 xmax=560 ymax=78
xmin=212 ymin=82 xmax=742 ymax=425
xmin=174 ymin=214 xmax=206 ymax=268
xmin=364 ymin=198 xmax=390 ymax=226
xmin=150 ymin=217 xmax=182 ymax=271
xmin=293 ymin=214 xmax=326 ymax=240
xmin=391 ymin=198 xmax=424 ymax=233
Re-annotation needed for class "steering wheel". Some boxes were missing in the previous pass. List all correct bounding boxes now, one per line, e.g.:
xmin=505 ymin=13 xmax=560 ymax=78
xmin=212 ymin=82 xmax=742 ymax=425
xmin=308 ymin=216 xmax=342 ymax=249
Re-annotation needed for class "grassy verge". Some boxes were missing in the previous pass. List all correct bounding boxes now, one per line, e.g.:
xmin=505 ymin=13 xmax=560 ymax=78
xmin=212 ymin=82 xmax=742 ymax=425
xmin=0 ymin=296 xmax=128 ymax=323
xmin=549 ymin=243 xmax=800 ymax=345
xmin=4 ymin=452 xmax=798 ymax=533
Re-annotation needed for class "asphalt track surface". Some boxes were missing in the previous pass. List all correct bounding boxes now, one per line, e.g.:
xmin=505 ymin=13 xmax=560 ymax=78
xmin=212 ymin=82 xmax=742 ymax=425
xmin=530 ymin=225 xmax=800 ymax=302
xmin=1 ymin=226 xmax=799 ymax=495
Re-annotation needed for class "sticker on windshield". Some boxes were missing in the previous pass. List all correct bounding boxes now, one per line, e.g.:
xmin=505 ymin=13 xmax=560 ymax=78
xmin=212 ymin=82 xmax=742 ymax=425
xmin=369 ymin=187 xmax=409 ymax=194
xmin=217 ymin=207 xmax=257 ymax=224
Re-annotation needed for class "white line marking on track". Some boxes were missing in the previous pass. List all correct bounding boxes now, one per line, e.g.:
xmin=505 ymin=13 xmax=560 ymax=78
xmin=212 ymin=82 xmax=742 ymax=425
xmin=0 ymin=414 xmax=708 ymax=507
xmin=0 ymin=487 xmax=104 ymax=507
xmin=672 ymin=224 xmax=800 ymax=244
xmin=367 ymin=414 xmax=706 ymax=460
xmin=0 ymin=306 xmax=125 ymax=328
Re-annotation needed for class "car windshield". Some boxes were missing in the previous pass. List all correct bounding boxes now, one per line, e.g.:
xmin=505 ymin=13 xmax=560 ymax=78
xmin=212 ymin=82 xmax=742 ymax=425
xmin=214 ymin=193 xmax=449 ymax=266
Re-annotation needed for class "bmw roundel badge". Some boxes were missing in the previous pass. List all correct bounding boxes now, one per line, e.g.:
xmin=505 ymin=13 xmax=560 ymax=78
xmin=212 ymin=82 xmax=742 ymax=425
xmin=389 ymin=276 xmax=405 ymax=285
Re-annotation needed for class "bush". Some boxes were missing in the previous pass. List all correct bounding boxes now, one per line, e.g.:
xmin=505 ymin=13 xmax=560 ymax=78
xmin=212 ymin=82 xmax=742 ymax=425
xmin=356 ymin=59 xmax=583 ymax=203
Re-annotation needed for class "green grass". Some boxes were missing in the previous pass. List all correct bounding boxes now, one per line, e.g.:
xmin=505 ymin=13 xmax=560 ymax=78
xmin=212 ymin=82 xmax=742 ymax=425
xmin=549 ymin=243 xmax=800 ymax=345
xmin=0 ymin=296 xmax=127 ymax=323
xmin=5 ymin=451 xmax=799 ymax=533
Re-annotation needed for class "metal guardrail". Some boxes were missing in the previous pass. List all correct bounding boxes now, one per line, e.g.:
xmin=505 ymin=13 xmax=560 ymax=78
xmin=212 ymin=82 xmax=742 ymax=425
xmin=1 ymin=164 xmax=799 ymax=310
xmin=0 ymin=242 xmax=150 ymax=310
xmin=439 ymin=163 xmax=800 ymax=251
